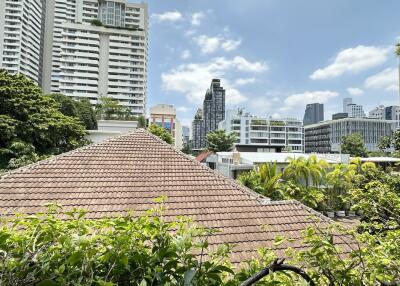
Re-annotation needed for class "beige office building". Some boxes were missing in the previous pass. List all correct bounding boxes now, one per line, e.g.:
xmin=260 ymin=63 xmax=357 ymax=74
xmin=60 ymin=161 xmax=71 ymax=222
xmin=150 ymin=104 xmax=183 ymax=150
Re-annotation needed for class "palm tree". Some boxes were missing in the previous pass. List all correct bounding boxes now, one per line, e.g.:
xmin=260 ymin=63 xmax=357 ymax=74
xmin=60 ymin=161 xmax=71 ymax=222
xmin=326 ymin=164 xmax=350 ymax=210
xmin=255 ymin=162 xmax=283 ymax=199
xmin=283 ymin=155 xmax=328 ymax=188
xmin=283 ymin=156 xmax=309 ymax=186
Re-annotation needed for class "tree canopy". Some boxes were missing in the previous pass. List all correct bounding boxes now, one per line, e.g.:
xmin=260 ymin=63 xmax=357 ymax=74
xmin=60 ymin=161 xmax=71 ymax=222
xmin=0 ymin=70 xmax=87 ymax=170
xmin=148 ymin=124 xmax=174 ymax=144
xmin=341 ymin=133 xmax=368 ymax=157
xmin=206 ymin=130 xmax=237 ymax=152
xmin=49 ymin=93 xmax=97 ymax=130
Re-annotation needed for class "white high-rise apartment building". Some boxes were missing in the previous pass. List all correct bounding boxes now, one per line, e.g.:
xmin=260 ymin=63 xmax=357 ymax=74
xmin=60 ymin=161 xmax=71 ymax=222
xmin=42 ymin=0 xmax=148 ymax=116
xmin=0 ymin=0 xmax=44 ymax=83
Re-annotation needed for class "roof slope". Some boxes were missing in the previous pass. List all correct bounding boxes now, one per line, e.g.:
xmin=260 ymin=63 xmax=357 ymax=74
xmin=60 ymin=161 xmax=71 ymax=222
xmin=0 ymin=129 xmax=349 ymax=263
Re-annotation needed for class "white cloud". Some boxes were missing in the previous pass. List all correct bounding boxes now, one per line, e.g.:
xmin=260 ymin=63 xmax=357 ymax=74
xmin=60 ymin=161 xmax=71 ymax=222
xmin=283 ymin=90 xmax=339 ymax=111
xmin=181 ymin=50 xmax=191 ymax=60
xmin=161 ymin=57 xmax=267 ymax=104
xmin=310 ymin=45 xmax=390 ymax=80
xmin=151 ymin=11 xmax=183 ymax=23
xmin=221 ymin=39 xmax=242 ymax=51
xmin=193 ymin=35 xmax=220 ymax=54
xmin=191 ymin=12 xmax=205 ymax=26
xmin=364 ymin=67 xmax=398 ymax=91
xmin=193 ymin=35 xmax=242 ymax=54
xmin=250 ymin=97 xmax=272 ymax=113
xmin=235 ymin=77 xmax=256 ymax=86
xmin=347 ymin=87 xmax=364 ymax=96
xmin=177 ymin=106 xmax=189 ymax=112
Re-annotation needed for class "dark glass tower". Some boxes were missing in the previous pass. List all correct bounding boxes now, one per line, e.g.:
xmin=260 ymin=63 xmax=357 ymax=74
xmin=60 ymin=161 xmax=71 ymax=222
xmin=303 ymin=103 xmax=324 ymax=126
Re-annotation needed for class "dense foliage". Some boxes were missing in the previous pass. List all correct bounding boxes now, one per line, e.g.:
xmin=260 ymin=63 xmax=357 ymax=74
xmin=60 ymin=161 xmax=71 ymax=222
xmin=0 ymin=70 xmax=87 ymax=170
xmin=49 ymin=93 xmax=97 ymax=130
xmin=148 ymin=124 xmax=174 ymax=144
xmin=341 ymin=133 xmax=368 ymax=157
xmin=1 ymin=201 xmax=399 ymax=285
xmin=96 ymin=97 xmax=139 ymax=121
xmin=206 ymin=130 xmax=237 ymax=152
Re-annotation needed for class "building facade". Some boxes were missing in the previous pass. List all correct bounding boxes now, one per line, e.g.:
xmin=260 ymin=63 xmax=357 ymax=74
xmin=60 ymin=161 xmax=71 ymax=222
xmin=305 ymin=118 xmax=397 ymax=153
xmin=219 ymin=110 xmax=305 ymax=153
xmin=0 ymin=0 xmax=45 ymax=83
xmin=42 ymin=0 xmax=148 ymax=116
xmin=303 ymin=103 xmax=324 ymax=126
xmin=343 ymin=97 xmax=365 ymax=118
xmin=192 ymin=79 xmax=226 ymax=150
xmin=368 ymin=105 xmax=385 ymax=119
xmin=182 ymin=126 xmax=190 ymax=146
xmin=192 ymin=108 xmax=205 ymax=150
xmin=150 ymin=104 xmax=183 ymax=150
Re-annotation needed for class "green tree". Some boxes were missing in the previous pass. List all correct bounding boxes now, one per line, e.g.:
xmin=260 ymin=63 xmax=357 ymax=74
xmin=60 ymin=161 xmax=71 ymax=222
xmin=283 ymin=155 xmax=327 ymax=188
xmin=341 ymin=133 xmax=368 ymax=157
xmin=137 ymin=115 xmax=147 ymax=128
xmin=239 ymin=162 xmax=284 ymax=200
xmin=206 ymin=130 xmax=237 ymax=152
xmin=148 ymin=124 xmax=173 ymax=144
xmin=181 ymin=142 xmax=193 ymax=154
xmin=49 ymin=93 xmax=97 ymax=130
xmin=393 ymin=130 xmax=400 ymax=151
xmin=378 ymin=135 xmax=392 ymax=152
xmin=0 ymin=70 xmax=87 ymax=169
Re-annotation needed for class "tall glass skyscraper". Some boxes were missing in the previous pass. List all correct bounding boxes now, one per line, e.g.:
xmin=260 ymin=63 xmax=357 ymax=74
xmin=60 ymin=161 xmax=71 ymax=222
xmin=303 ymin=103 xmax=324 ymax=126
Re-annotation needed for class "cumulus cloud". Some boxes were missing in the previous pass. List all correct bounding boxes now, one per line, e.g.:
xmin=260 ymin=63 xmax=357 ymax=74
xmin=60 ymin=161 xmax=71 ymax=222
xmin=191 ymin=12 xmax=205 ymax=26
xmin=347 ymin=87 xmax=364 ymax=96
xmin=235 ymin=78 xmax=256 ymax=86
xmin=193 ymin=35 xmax=221 ymax=54
xmin=181 ymin=50 xmax=191 ymax=60
xmin=364 ymin=67 xmax=398 ymax=91
xmin=193 ymin=35 xmax=242 ymax=54
xmin=151 ymin=11 xmax=183 ymax=23
xmin=221 ymin=39 xmax=242 ymax=51
xmin=177 ymin=106 xmax=189 ymax=112
xmin=310 ymin=45 xmax=390 ymax=80
xmin=161 ymin=57 xmax=267 ymax=104
xmin=283 ymin=90 xmax=339 ymax=111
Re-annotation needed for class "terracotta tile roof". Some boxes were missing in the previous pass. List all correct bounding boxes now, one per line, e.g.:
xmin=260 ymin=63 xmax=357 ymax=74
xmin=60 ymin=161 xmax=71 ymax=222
xmin=0 ymin=129 xmax=351 ymax=263
xmin=195 ymin=150 xmax=213 ymax=162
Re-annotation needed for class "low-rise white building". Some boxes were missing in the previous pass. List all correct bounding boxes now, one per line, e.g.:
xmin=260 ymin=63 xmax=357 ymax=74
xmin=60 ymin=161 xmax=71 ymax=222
xmin=86 ymin=120 xmax=138 ymax=143
xmin=219 ymin=110 xmax=304 ymax=153
xmin=216 ymin=151 xmax=350 ymax=179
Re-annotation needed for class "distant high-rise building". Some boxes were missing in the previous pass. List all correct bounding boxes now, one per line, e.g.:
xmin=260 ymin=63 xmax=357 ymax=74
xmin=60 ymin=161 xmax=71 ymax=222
xmin=150 ymin=104 xmax=183 ymax=150
xmin=303 ymin=103 xmax=324 ymax=126
xmin=0 ymin=0 xmax=45 ymax=84
xmin=384 ymin=106 xmax=400 ymax=121
xmin=343 ymin=97 xmax=365 ymax=118
xmin=369 ymin=105 xmax=385 ymax=119
xmin=192 ymin=79 xmax=226 ymax=150
xmin=343 ymin=97 xmax=353 ymax=112
xmin=203 ymin=79 xmax=226 ymax=135
xmin=182 ymin=126 xmax=190 ymax=145
xmin=42 ymin=0 xmax=148 ymax=116
xmin=192 ymin=108 xmax=205 ymax=150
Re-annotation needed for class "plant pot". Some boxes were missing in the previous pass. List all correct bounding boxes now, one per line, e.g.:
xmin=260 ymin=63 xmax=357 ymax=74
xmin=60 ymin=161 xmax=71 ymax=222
xmin=347 ymin=210 xmax=356 ymax=217
xmin=335 ymin=210 xmax=346 ymax=217
xmin=326 ymin=211 xmax=335 ymax=218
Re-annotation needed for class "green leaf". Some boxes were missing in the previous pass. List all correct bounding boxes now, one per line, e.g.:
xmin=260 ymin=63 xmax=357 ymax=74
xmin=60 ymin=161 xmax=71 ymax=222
xmin=184 ymin=269 xmax=196 ymax=286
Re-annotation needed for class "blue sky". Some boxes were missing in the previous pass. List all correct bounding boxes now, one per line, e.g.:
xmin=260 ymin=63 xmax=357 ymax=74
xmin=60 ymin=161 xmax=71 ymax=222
xmin=144 ymin=0 xmax=400 ymax=126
